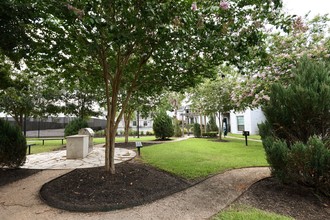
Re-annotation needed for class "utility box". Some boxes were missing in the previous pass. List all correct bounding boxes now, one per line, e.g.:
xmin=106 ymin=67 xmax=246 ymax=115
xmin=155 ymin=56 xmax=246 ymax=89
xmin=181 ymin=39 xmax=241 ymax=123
xmin=66 ymin=135 xmax=89 ymax=159
xmin=78 ymin=128 xmax=94 ymax=153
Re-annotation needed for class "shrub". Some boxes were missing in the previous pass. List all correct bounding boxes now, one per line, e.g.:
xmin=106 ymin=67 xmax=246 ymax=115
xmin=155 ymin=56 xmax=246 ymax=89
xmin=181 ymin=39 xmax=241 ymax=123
xmin=94 ymin=129 xmax=105 ymax=137
xmin=262 ymin=56 xmax=330 ymax=145
xmin=267 ymin=137 xmax=330 ymax=196
xmin=153 ymin=111 xmax=174 ymax=140
xmin=193 ymin=123 xmax=201 ymax=138
xmin=206 ymin=114 xmax=218 ymax=132
xmin=263 ymin=137 xmax=290 ymax=183
xmin=261 ymin=57 xmax=330 ymax=195
xmin=64 ymin=118 xmax=88 ymax=136
xmin=202 ymin=132 xmax=218 ymax=138
xmin=146 ymin=131 xmax=154 ymax=136
xmin=128 ymin=129 xmax=138 ymax=136
xmin=0 ymin=119 xmax=27 ymax=168
xmin=174 ymin=119 xmax=182 ymax=137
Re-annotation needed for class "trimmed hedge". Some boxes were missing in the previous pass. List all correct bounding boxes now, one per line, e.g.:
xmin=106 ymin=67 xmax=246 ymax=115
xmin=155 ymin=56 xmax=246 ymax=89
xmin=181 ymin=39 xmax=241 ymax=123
xmin=0 ymin=119 xmax=27 ymax=168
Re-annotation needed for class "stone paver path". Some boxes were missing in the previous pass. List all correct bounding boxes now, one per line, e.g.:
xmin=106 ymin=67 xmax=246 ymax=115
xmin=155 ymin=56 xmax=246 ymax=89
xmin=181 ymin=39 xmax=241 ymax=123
xmin=21 ymin=145 xmax=136 ymax=169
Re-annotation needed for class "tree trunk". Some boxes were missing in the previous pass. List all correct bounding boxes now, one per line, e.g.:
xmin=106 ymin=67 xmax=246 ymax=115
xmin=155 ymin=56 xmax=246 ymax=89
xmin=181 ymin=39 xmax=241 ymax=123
xmin=123 ymin=111 xmax=131 ymax=144
xmin=218 ymin=111 xmax=222 ymax=140
xmin=199 ymin=113 xmax=203 ymax=134
xmin=204 ymin=115 xmax=207 ymax=133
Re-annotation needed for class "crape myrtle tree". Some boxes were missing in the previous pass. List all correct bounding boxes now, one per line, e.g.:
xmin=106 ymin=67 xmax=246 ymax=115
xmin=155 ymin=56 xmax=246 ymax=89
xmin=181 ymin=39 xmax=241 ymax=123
xmin=0 ymin=1 xmax=66 ymax=130
xmin=0 ymin=1 xmax=35 ymax=63
xmin=231 ymin=15 xmax=330 ymax=109
xmin=31 ymin=0 xmax=291 ymax=173
xmin=61 ymin=73 xmax=104 ymax=120
xmin=190 ymin=67 xmax=238 ymax=140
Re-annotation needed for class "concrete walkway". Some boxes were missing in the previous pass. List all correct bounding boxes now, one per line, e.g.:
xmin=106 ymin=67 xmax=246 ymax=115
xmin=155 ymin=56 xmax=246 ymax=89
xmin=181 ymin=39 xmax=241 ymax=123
xmin=0 ymin=167 xmax=270 ymax=220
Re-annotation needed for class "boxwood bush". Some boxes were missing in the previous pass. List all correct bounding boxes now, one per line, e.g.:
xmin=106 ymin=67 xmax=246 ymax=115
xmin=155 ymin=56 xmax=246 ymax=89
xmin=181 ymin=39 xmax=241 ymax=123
xmin=0 ymin=119 xmax=27 ymax=168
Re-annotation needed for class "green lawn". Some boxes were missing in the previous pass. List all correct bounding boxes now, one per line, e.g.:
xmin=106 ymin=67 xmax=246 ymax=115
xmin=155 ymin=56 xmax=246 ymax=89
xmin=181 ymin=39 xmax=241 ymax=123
xmin=93 ymin=136 xmax=158 ymax=144
xmin=26 ymin=138 xmax=66 ymax=154
xmin=26 ymin=136 xmax=157 ymax=154
xmin=213 ymin=205 xmax=293 ymax=220
xmin=227 ymin=133 xmax=261 ymax=140
xmin=142 ymin=138 xmax=268 ymax=179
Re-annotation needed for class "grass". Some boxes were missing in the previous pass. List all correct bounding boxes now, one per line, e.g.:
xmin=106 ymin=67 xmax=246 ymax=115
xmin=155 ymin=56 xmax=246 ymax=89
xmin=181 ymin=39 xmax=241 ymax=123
xmin=213 ymin=205 xmax=293 ymax=220
xmin=26 ymin=138 xmax=66 ymax=154
xmin=26 ymin=136 xmax=157 ymax=154
xmin=142 ymin=138 xmax=268 ymax=179
xmin=93 ymin=136 xmax=158 ymax=144
xmin=227 ymin=133 xmax=261 ymax=140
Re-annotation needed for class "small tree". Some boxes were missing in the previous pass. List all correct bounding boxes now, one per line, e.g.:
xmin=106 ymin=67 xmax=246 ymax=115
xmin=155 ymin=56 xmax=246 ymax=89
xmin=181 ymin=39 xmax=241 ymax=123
xmin=153 ymin=111 xmax=174 ymax=140
xmin=0 ymin=119 xmax=27 ymax=168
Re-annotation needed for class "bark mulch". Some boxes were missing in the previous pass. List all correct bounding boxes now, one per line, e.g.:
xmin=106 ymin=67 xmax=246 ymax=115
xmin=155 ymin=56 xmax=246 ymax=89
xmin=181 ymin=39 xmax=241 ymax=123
xmin=233 ymin=177 xmax=330 ymax=220
xmin=39 ymin=160 xmax=191 ymax=212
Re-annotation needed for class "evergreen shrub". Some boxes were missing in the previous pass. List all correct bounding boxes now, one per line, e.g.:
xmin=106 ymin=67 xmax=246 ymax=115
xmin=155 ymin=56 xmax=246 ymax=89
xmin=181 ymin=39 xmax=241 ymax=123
xmin=0 ymin=119 xmax=27 ymax=168
xmin=64 ymin=118 xmax=88 ymax=136
xmin=193 ymin=123 xmax=201 ymax=138
xmin=206 ymin=115 xmax=218 ymax=132
xmin=153 ymin=111 xmax=174 ymax=140
xmin=174 ymin=119 xmax=182 ymax=137
xmin=266 ymin=137 xmax=330 ymax=196
xmin=261 ymin=57 xmax=330 ymax=195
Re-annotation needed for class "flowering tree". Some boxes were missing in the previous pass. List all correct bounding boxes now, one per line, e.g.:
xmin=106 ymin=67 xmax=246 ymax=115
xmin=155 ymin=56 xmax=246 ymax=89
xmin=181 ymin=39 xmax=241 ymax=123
xmin=190 ymin=66 xmax=239 ymax=139
xmin=232 ymin=15 xmax=330 ymax=109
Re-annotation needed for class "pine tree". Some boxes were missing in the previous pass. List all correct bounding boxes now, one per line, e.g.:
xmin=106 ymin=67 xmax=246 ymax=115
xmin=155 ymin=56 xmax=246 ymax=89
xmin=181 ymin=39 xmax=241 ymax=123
xmin=262 ymin=56 xmax=330 ymax=144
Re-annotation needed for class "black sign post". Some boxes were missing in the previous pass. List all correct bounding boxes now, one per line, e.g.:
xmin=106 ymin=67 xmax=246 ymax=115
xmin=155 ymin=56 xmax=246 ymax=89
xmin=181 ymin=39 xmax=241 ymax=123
xmin=243 ymin=131 xmax=250 ymax=146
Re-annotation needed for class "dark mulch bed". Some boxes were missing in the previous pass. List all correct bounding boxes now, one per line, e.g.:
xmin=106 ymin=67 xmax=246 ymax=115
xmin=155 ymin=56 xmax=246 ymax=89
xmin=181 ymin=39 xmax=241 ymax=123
xmin=234 ymin=177 xmax=330 ymax=220
xmin=0 ymin=168 xmax=41 ymax=187
xmin=40 ymin=160 xmax=192 ymax=212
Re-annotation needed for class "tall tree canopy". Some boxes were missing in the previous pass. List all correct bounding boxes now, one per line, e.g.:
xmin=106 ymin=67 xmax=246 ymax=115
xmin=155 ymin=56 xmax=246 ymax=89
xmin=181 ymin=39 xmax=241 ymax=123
xmin=10 ymin=0 xmax=291 ymax=173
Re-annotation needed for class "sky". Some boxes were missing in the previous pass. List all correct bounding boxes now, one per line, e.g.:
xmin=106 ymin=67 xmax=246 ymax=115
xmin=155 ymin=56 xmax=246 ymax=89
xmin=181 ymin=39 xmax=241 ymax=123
xmin=283 ymin=0 xmax=330 ymax=17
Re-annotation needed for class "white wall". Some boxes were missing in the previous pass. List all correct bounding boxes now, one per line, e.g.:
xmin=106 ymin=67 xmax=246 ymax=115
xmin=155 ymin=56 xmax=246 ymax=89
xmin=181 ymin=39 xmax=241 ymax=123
xmin=230 ymin=107 xmax=265 ymax=135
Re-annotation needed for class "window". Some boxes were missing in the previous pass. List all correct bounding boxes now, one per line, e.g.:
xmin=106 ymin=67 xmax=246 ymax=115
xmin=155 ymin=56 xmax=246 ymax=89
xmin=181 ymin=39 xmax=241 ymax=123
xmin=132 ymin=121 xmax=137 ymax=126
xmin=237 ymin=116 xmax=244 ymax=131
xmin=143 ymin=121 xmax=148 ymax=127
